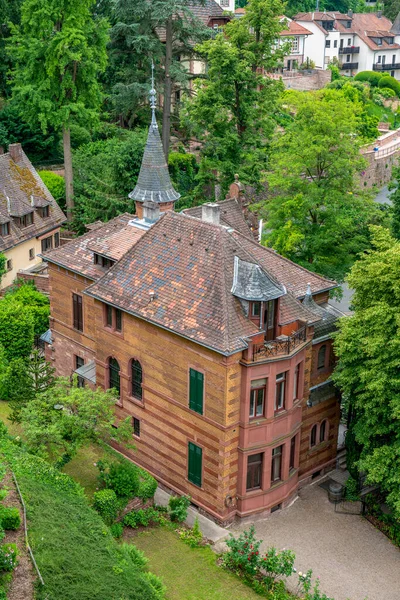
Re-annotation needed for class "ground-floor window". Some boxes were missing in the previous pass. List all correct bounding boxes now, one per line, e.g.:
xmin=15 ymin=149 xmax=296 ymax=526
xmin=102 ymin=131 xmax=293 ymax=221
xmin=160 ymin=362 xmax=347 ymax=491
xmin=271 ymin=445 xmax=283 ymax=484
xmin=188 ymin=442 xmax=202 ymax=487
xmin=246 ymin=453 xmax=262 ymax=491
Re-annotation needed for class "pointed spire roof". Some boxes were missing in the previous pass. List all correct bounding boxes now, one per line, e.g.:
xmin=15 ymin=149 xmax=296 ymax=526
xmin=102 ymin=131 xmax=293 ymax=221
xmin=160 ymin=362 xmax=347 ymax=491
xmin=129 ymin=63 xmax=180 ymax=205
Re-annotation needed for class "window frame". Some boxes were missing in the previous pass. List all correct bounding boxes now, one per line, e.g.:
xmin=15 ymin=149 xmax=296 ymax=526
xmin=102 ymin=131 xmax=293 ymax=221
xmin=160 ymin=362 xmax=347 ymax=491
xmin=72 ymin=293 xmax=83 ymax=332
xmin=289 ymin=435 xmax=296 ymax=471
xmin=320 ymin=420 xmax=327 ymax=443
xmin=54 ymin=232 xmax=60 ymax=248
xmin=275 ymin=372 xmax=286 ymax=412
xmin=189 ymin=368 xmax=204 ymax=415
xmin=131 ymin=359 xmax=143 ymax=401
xmin=133 ymin=417 xmax=141 ymax=438
xmin=104 ymin=303 xmax=123 ymax=334
xmin=1 ymin=222 xmax=10 ymax=236
xmin=271 ymin=445 xmax=283 ymax=484
xmin=6 ymin=259 xmax=12 ymax=272
xmin=75 ymin=355 xmax=85 ymax=388
xmin=246 ymin=453 xmax=263 ymax=491
xmin=310 ymin=424 xmax=318 ymax=448
xmin=325 ymin=39 xmax=331 ymax=48
xmin=188 ymin=442 xmax=202 ymax=487
xmin=317 ymin=345 xmax=327 ymax=370
xmin=41 ymin=235 xmax=53 ymax=253
xmin=249 ymin=383 xmax=266 ymax=419
xmin=29 ymin=248 xmax=35 ymax=260
xmin=293 ymin=363 xmax=301 ymax=401
xmin=108 ymin=357 xmax=121 ymax=396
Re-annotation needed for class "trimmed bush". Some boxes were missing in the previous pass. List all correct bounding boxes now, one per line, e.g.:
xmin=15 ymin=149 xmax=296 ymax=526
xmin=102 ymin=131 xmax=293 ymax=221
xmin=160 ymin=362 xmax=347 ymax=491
xmin=123 ymin=507 xmax=162 ymax=529
xmin=354 ymin=70 xmax=383 ymax=87
xmin=379 ymin=87 xmax=396 ymax=99
xmin=0 ymin=543 xmax=18 ymax=572
xmin=93 ymin=489 xmax=118 ymax=525
xmin=137 ymin=470 xmax=157 ymax=501
xmin=109 ymin=522 xmax=123 ymax=539
xmin=168 ymin=495 xmax=190 ymax=523
xmin=101 ymin=461 xmax=140 ymax=498
xmin=378 ymin=75 xmax=400 ymax=97
xmin=0 ymin=507 xmax=21 ymax=531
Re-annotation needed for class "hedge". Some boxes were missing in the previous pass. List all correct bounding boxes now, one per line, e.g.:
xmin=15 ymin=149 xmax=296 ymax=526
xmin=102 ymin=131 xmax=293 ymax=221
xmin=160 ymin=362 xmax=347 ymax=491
xmin=354 ymin=71 xmax=384 ymax=87
xmin=378 ymin=75 xmax=400 ymax=97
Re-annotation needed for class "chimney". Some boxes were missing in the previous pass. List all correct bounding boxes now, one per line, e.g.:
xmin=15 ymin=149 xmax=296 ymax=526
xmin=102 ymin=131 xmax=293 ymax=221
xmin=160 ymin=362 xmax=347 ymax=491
xmin=142 ymin=200 xmax=160 ymax=223
xmin=214 ymin=184 xmax=221 ymax=201
xmin=377 ymin=9 xmax=382 ymax=17
xmin=348 ymin=9 xmax=353 ymax=17
xmin=9 ymin=143 xmax=22 ymax=162
xmin=202 ymin=203 xmax=220 ymax=225
xmin=6 ymin=196 xmax=11 ymax=214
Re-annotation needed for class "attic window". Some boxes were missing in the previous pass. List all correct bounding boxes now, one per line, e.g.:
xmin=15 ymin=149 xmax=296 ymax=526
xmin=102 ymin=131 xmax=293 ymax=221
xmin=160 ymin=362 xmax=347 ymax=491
xmin=38 ymin=206 xmax=49 ymax=218
xmin=346 ymin=21 xmax=351 ymax=28
xmin=18 ymin=212 xmax=34 ymax=228
xmin=376 ymin=38 xmax=382 ymax=45
xmin=0 ymin=223 xmax=10 ymax=236
xmin=94 ymin=254 xmax=115 ymax=269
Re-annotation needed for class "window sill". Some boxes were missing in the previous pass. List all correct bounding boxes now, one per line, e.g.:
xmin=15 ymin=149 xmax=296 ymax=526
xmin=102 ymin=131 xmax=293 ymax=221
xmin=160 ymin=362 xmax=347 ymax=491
xmin=127 ymin=396 xmax=144 ymax=408
xmin=115 ymin=401 xmax=123 ymax=408
xmin=185 ymin=478 xmax=203 ymax=490
xmin=104 ymin=326 xmax=123 ymax=338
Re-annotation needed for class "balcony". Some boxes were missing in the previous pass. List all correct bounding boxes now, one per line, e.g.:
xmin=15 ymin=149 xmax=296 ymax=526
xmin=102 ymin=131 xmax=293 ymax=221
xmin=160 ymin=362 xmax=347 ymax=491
xmin=251 ymin=326 xmax=307 ymax=362
xmin=339 ymin=46 xmax=360 ymax=54
xmin=340 ymin=62 xmax=359 ymax=70
xmin=373 ymin=63 xmax=400 ymax=71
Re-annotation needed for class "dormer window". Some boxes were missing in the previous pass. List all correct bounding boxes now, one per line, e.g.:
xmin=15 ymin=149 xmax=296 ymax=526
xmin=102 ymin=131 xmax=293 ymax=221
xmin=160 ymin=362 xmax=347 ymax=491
xmin=94 ymin=253 xmax=115 ymax=269
xmin=377 ymin=38 xmax=382 ymax=45
xmin=251 ymin=302 xmax=261 ymax=318
xmin=1 ymin=222 xmax=10 ymax=236
xmin=18 ymin=212 xmax=34 ymax=228
xmin=346 ymin=21 xmax=351 ymax=28
xmin=38 ymin=206 xmax=49 ymax=218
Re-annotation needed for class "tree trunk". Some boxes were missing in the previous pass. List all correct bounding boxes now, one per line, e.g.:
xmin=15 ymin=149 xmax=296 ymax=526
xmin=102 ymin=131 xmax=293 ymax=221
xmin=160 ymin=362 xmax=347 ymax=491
xmin=162 ymin=15 xmax=173 ymax=160
xmin=63 ymin=127 xmax=74 ymax=222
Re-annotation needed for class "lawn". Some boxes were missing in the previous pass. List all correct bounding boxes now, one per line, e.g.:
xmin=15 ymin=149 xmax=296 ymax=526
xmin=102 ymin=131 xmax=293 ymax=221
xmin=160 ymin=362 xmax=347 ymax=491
xmin=133 ymin=527 xmax=260 ymax=600
xmin=0 ymin=400 xmax=22 ymax=435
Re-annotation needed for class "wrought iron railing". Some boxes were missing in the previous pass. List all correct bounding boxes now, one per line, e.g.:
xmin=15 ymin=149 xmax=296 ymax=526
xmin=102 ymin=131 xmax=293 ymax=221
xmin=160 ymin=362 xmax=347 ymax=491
xmin=340 ymin=62 xmax=359 ymax=70
xmin=339 ymin=47 xmax=360 ymax=54
xmin=373 ymin=63 xmax=400 ymax=71
xmin=252 ymin=326 xmax=307 ymax=361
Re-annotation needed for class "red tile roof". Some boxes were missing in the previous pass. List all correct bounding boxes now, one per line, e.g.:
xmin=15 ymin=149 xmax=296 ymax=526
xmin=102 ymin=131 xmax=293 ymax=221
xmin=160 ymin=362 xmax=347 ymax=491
xmin=183 ymin=197 xmax=256 ymax=239
xmin=280 ymin=20 xmax=313 ymax=36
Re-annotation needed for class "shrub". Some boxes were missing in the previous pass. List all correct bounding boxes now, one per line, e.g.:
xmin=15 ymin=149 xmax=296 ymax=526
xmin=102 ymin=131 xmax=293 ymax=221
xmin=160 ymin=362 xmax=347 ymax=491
xmin=222 ymin=526 xmax=262 ymax=576
xmin=38 ymin=170 xmax=66 ymax=208
xmin=0 ymin=543 xmax=18 ymax=572
xmin=100 ymin=461 xmax=140 ymax=499
xmin=119 ymin=543 xmax=148 ymax=570
xmin=123 ymin=507 xmax=162 ymax=529
xmin=0 ymin=525 xmax=5 ymax=543
xmin=298 ymin=569 xmax=334 ymax=600
xmin=168 ymin=495 xmax=190 ymax=523
xmin=354 ymin=70 xmax=383 ymax=87
xmin=379 ymin=87 xmax=396 ymax=99
xmin=179 ymin=517 xmax=203 ymax=548
xmin=109 ymin=522 xmax=123 ymax=539
xmin=262 ymin=546 xmax=296 ymax=589
xmin=379 ymin=75 xmax=400 ymax=97
xmin=93 ymin=489 xmax=118 ymax=525
xmin=143 ymin=571 xmax=167 ymax=600
xmin=0 ymin=490 xmax=7 ymax=502
xmin=137 ymin=470 xmax=158 ymax=501
xmin=0 ymin=507 xmax=21 ymax=531
xmin=345 ymin=476 xmax=359 ymax=501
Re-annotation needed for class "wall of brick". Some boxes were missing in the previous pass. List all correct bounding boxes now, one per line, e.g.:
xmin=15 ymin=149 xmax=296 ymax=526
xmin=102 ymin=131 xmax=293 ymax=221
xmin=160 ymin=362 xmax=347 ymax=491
xmin=17 ymin=272 xmax=49 ymax=295
xmin=278 ymin=69 xmax=331 ymax=91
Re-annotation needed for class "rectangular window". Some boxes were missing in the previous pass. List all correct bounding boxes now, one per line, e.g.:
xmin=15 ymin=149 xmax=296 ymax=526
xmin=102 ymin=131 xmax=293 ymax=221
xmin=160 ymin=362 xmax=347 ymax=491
xmin=6 ymin=259 xmax=12 ymax=272
xmin=75 ymin=355 xmax=85 ymax=388
xmin=54 ymin=232 xmax=60 ymax=248
xmin=393 ymin=55 xmax=396 ymax=64
xmin=106 ymin=305 xmax=113 ymax=327
xmin=275 ymin=372 xmax=286 ymax=412
xmin=38 ymin=206 xmax=49 ymax=218
xmin=347 ymin=38 xmax=351 ymax=45
xmin=41 ymin=236 xmax=53 ymax=252
xmin=72 ymin=293 xmax=83 ymax=332
xmin=251 ymin=302 xmax=261 ymax=317
xmin=291 ymin=37 xmax=298 ymax=52
xmin=346 ymin=54 xmax=351 ymax=62
xmin=293 ymin=363 xmax=300 ymax=400
xmin=29 ymin=248 xmax=35 ymax=260
xmin=378 ymin=55 xmax=382 ymax=63
xmin=249 ymin=378 xmax=266 ymax=419
xmin=188 ymin=442 xmax=202 ymax=487
xmin=271 ymin=445 xmax=283 ymax=483
xmin=382 ymin=55 xmax=386 ymax=65
xmin=290 ymin=436 xmax=296 ymax=470
xmin=325 ymin=40 xmax=331 ymax=48
xmin=391 ymin=70 xmax=395 ymax=77
xmin=116 ymin=309 xmax=122 ymax=332
xmin=334 ymin=40 xmax=337 ymax=48
xmin=20 ymin=212 xmax=34 ymax=227
xmin=1 ymin=223 xmax=10 ymax=236
xmin=189 ymin=368 xmax=204 ymax=415
xmin=133 ymin=417 xmax=141 ymax=438
xmin=246 ymin=453 xmax=262 ymax=491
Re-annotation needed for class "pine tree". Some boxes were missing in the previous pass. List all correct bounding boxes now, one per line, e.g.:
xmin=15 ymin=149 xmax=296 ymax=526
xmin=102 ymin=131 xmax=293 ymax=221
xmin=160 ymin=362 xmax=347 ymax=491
xmin=7 ymin=0 xmax=109 ymax=221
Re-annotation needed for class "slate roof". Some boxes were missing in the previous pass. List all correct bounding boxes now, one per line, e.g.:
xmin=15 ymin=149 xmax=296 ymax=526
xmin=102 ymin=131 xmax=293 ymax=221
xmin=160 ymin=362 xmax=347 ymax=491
xmin=129 ymin=116 xmax=180 ymax=205
xmin=183 ymin=197 xmax=255 ymax=239
xmin=0 ymin=146 xmax=65 ymax=251
xmin=157 ymin=0 xmax=228 ymax=42
xmin=302 ymin=286 xmax=340 ymax=339
xmin=231 ymin=256 xmax=285 ymax=302
xmin=309 ymin=380 xmax=338 ymax=407
xmin=43 ymin=213 xmax=144 ymax=280
xmin=85 ymin=212 xmax=336 ymax=355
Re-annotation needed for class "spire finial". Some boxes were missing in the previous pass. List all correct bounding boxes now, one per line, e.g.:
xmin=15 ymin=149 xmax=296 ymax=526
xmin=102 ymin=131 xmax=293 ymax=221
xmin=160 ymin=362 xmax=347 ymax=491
xmin=150 ymin=61 xmax=157 ymax=129
xmin=306 ymin=282 xmax=312 ymax=296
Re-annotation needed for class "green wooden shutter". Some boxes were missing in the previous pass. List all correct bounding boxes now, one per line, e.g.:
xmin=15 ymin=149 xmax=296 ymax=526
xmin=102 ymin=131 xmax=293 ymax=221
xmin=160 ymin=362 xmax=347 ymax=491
xmin=188 ymin=442 xmax=202 ymax=487
xmin=189 ymin=369 xmax=204 ymax=415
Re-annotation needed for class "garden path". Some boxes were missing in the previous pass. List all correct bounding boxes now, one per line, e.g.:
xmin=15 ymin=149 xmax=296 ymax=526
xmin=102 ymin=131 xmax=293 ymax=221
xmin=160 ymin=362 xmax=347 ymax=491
xmin=231 ymin=482 xmax=400 ymax=600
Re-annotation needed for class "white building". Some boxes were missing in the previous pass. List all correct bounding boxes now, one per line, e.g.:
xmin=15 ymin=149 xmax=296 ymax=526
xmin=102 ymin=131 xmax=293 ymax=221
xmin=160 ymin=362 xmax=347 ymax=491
xmin=215 ymin=0 xmax=235 ymax=13
xmin=278 ymin=17 xmax=313 ymax=71
xmin=294 ymin=11 xmax=400 ymax=80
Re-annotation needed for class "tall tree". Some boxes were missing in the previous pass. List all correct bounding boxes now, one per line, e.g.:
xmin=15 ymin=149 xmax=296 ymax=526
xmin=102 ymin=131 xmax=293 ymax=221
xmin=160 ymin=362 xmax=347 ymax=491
xmin=333 ymin=227 xmax=400 ymax=518
xmin=389 ymin=165 xmax=400 ymax=240
xmin=8 ymin=0 xmax=109 ymax=221
xmin=110 ymin=0 xmax=211 ymax=156
xmin=384 ymin=0 xmax=400 ymax=22
xmin=182 ymin=0 xmax=286 ymax=194
xmin=0 ymin=0 xmax=22 ymax=97
xmin=259 ymin=89 xmax=385 ymax=281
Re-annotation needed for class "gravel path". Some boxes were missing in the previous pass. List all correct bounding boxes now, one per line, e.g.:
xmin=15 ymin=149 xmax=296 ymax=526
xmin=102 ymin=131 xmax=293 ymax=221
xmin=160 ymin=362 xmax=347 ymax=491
xmin=231 ymin=482 xmax=400 ymax=600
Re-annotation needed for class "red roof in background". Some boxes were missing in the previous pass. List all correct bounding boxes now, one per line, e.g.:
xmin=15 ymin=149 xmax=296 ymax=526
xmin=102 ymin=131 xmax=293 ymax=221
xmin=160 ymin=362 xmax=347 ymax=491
xmin=280 ymin=20 xmax=313 ymax=36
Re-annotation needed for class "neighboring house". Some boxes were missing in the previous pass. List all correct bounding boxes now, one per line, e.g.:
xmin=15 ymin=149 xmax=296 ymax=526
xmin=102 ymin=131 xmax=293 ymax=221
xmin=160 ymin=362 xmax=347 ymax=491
xmin=42 ymin=107 xmax=342 ymax=525
xmin=294 ymin=10 xmax=400 ymax=79
xmin=214 ymin=0 xmax=235 ymax=13
xmin=0 ymin=143 xmax=65 ymax=290
xmin=278 ymin=17 xmax=313 ymax=71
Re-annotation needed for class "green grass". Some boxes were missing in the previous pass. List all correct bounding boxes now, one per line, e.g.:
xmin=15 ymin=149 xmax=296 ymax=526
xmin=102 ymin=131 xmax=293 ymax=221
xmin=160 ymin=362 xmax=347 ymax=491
xmin=0 ymin=400 xmax=22 ymax=435
xmin=134 ymin=527 xmax=260 ymax=600
xmin=63 ymin=445 xmax=107 ymax=498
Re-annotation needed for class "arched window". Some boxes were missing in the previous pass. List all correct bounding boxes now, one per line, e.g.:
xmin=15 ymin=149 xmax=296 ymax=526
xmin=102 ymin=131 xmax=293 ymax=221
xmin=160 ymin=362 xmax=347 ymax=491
xmin=108 ymin=357 xmax=120 ymax=395
xmin=317 ymin=345 xmax=327 ymax=370
xmin=320 ymin=420 xmax=328 ymax=443
xmin=131 ymin=359 xmax=143 ymax=400
xmin=310 ymin=424 xmax=317 ymax=447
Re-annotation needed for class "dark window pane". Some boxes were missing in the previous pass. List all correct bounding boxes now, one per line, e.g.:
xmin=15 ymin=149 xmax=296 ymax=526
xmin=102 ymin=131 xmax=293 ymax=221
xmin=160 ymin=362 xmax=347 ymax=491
xmin=310 ymin=424 xmax=317 ymax=447
xmin=131 ymin=360 xmax=143 ymax=400
xmin=116 ymin=309 xmax=122 ymax=332
xmin=320 ymin=420 xmax=327 ymax=442
xmin=318 ymin=345 xmax=326 ymax=369
xmin=271 ymin=445 xmax=282 ymax=483
xmin=247 ymin=453 xmax=262 ymax=491
xmin=133 ymin=417 xmax=140 ymax=437
xmin=72 ymin=294 xmax=83 ymax=331
xmin=106 ymin=305 xmax=113 ymax=327
xmin=290 ymin=436 xmax=296 ymax=470
xmin=109 ymin=358 xmax=120 ymax=395
xmin=188 ymin=442 xmax=202 ymax=487
xmin=54 ymin=232 xmax=60 ymax=247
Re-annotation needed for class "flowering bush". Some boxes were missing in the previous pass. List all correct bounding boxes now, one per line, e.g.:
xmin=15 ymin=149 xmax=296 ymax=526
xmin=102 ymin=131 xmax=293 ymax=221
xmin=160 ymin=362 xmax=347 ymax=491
xmin=179 ymin=517 xmax=203 ymax=548
xmin=297 ymin=570 xmax=334 ymax=600
xmin=222 ymin=525 xmax=262 ymax=576
xmin=262 ymin=546 xmax=296 ymax=589
xmin=0 ymin=543 xmax=18 ymax=572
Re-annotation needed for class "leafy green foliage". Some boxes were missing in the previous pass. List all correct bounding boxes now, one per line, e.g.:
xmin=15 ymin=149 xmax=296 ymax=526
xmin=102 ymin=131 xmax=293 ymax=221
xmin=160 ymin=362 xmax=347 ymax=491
xmin=0 ymin=256 xmax=5 ymax=286
xmin=179 ymin=516 xmax=203 ymax=548
xmin=119 ymin=542 xmax=148 ymax=570
xmin=109 ymin=521 xmax=123 ymax=538
xmin=390 ymin=166 xmax=400 ymax=240
xmin=99 ymin=460 xmax=140 ymax=498
xmin=182 ymin=0 xmax=286 ymax=195
xmin=142 ymin=571 xmax=167 ymax=600
xmin=0 ymin=299 xmax=34 ymax=361
xmin=123 ymin=507 xmax=163 ymax=529
xmin=333 ymin=227 xmax=400 ymax=518
xmin=384 ymin=0 xmax=400 ymax=22
xmin=18 ymin=378 xmax=134 ymax=466
xmin=5 ymin=281 xmax=50 ymax=336
xmin=259 ymin=89 xmax=385 ymax=281
xmin=0 ymin=507 xmax=21 ymax=530
xmin=168 ymin=152 xmax=198 ymax=209
xmin=365 ymin=493 xmax=400 ymax=547
xmin=344 ymin=476 xmax=359 ymax=501
xmin=93 ymin=489 xmax=118 ymax=525
xmin=0 ymin=0 xmax=22 ymax=97
xmin=354 ymin=71 xmax=383 ymax=87
xmin=0 ymin=543 xmax=18 ymax=573
xmin=38 ymin=171 xmax=66 ymax=211
xmin=168 ymin=494 xmax=190 ymax=522
xmin=379 ymin=75 xmax=400 ymax=97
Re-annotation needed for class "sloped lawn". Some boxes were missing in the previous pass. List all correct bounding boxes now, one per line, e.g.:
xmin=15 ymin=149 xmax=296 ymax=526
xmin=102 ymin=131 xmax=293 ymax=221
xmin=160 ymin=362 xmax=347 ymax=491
xmin=132 ymin=527 xmax=259 ymax=600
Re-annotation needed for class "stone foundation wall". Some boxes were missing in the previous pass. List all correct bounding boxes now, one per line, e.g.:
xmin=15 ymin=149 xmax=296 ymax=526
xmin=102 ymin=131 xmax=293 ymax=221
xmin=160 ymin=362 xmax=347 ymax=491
xmin=277 ymin=69 xmax=331 ymax=91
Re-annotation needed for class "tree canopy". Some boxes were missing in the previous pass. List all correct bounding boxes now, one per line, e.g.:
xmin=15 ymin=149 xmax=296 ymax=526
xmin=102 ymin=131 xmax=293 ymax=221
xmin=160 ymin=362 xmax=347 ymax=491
xmin=258 ymin=89 xmax=386 ymax=281
xmin=333 ymin=227 xmax=400 ymax=518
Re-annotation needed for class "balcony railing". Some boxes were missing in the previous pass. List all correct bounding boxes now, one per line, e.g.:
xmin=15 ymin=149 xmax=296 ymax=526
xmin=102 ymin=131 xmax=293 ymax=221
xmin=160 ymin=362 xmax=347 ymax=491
xmin=340 ymin=62 xmax=359 ymax=70
xmin=339 ymin=47 xmax=360 ymax=54
xmin=252 ymin=326 xmax=307 ymax=362
xmin=373 ymin=63 xmax=400 ymax=71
